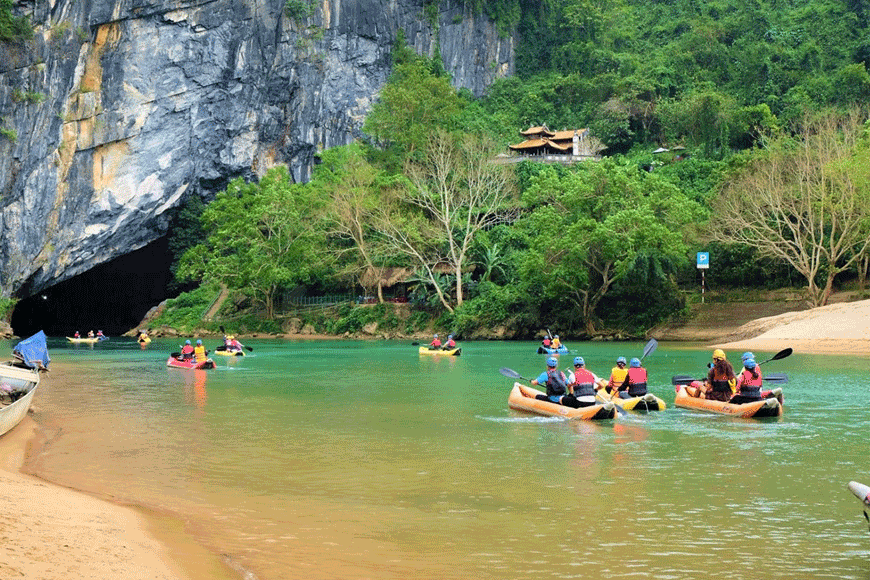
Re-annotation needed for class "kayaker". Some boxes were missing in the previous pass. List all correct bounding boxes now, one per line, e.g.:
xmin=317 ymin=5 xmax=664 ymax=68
xmin=194 ymin=339 xmax=207 ymax=363
xmin=74 ymin=331 xmax=80 ymax=338
xmin=541 ymin=335 xmax=551 ymax=348
xmin=97 ymin=330 xmax=106 ymax=339
xmin=618 ymin=357 xmax=649 ymax=399
xmin=698 ymin=349 xmax=736 ymax=401
xmin=531 ymin=357 xmax=569 ymax=404
xmin=606 ymin=356 xmax=628 ymax=395
xmin=224 ymin=334 xmax=244 ymax=353
xmin=730 ymin=358 xmax=763 ymax=404
xmin=561 ymin=356 xmax=600 ymax=408
xmin=551 ymin=335 xmax=562 ymax=349
xmin=180 ymin=339 xmax=195 ymax=360
xmin=429 ymin=334 xmax=442 ymax=350
xmin=87 ymin=330 xmax=95 ymax=338
xmin=442 ymin=334 xmax=456 ymax=350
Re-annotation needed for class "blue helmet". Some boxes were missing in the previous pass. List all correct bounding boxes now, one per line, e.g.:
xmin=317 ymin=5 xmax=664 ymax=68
xmin=196 ymin=339 xmax=202 ymax=345
xmin=741 ymin=351 xmax=754 ymax=362
xmin=546 ymin=357 xmax=558 ymax=367
xmin=616 ymin=356 xmax=627 ymax=365
xmin=744 ymin=358 xmax=757 ymax=369
xmin=630 ymin=357 xmax=641 ymax=368
xmin=573 ymin=356 xmax=584 ymax=366
xmin=448 ymin=334 xmax=453 ymax=339
xmin=185 ymin=340 xmax=191 ymax=345
xmin=434 ymin=334 xmax=439 ymax=338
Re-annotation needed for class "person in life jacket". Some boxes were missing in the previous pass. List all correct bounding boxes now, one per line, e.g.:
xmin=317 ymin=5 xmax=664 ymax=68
xmin=606 ymin=356 xmax=628 ymax=395
xmin=225 ymin=335 xmax=244 ymax=352
xmin=96 ymin=330 xmax=106 ymax=339
xmin=699 ymin=349 xmax=736 ymax=401
xmin=531 ymin=357 xmax=569 ymax=404
xmin=730 ymin=358 xmax=764 ymax=404
xmin=74 ymin=331 xmax=80 ymax=338
xmin=551 ymin=335 xmax=562 ymax=349
xmin=541 ymin=335 xmax=551 ymax=348
xmin=619 ymin=357 xmax=649 ymax=398
xmin=562 ymin=356 xmax=602 ymax=408
xmin=180 ymin=339 xmax=195 ymax=360
xmin=87 ymin=330 xmax=95 ymax=338
xmin=429 ymin=334 xmax=442 ymax=350
xmin=194 ymin=339 xmax=207 ymax=363
xmin=442 ymin=334 xmax=456 ymax=350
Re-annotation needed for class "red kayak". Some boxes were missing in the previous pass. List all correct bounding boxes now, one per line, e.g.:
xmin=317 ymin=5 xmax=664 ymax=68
xmin=166 ymin=355 xmax=215 ymax=370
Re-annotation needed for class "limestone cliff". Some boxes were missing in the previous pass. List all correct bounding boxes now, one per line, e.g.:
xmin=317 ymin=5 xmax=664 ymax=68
xmin=0 ymin=0 xmax=513 ymax=298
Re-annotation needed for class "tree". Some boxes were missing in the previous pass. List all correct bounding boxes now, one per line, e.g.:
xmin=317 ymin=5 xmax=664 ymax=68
xmin=177 ymin=166 xmax=328 ymax=318
xmin=709 ymin=112 xmax=870 ymax=306
xmin=373 ymin=130 xmax=518 ymax=313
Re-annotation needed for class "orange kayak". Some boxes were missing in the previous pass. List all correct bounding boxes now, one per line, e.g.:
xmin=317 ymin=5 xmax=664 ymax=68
xmin=508 ymin=383 xmax=616 ymax=420
xmin=674 ymin=383 xmax=782 ymax=418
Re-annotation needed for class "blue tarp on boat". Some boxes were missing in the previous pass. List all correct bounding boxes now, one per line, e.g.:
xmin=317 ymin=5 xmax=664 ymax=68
xmin=13 ymin=331 xmax=51 ymax=369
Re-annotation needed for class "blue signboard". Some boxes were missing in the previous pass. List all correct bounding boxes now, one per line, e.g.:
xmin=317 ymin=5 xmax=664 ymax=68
xmin=696 ymin=252 xmax=709 ymax=269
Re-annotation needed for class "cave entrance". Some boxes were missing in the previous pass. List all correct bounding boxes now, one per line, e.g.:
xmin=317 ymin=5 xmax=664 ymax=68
xmin=10 ymin=237 xmax=183 ymax=337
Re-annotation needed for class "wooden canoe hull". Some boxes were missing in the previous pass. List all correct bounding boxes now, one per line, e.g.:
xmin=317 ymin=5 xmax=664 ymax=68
xmin=166 ymin=356 xmax=215 ymax=370
xmin=0 ymin=364 xmax=40 ymax=437
xmin=508 ymin=383 xmax=616 ymax=420
xmin=418 ymin=346 xmax=461 ymax=356
xmin=674 ymin=384 xmax=782 ymax=418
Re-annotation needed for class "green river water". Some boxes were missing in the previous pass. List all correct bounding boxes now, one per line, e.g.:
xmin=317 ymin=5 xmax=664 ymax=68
xmin=6 ymin=337 xmax=870 ymax=580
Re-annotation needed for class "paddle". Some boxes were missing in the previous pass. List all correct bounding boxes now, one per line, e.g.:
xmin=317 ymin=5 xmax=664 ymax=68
xmin=672 ymin=373 xmax=788 ymax=385
xmin=757 ymin=348 xmax=792 ymax=366
xmin=499 ymin=367 xmax=533 ymax=382
xmin=641 ymin=338 xmax=658 ymax=360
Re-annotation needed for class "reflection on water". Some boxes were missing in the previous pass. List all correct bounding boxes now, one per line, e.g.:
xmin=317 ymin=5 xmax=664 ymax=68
xmin=8 ymin=338 xmax=870 ymax=580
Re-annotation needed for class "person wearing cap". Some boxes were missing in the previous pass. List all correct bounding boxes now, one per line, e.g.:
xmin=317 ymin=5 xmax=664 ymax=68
xmin=606 ymin=356 xmax=629 ymax=395
xmin=731 ymin=357 xmax=763 ymax=404
xmin=429 ymin=334 xmax=442 ymax=350
xmin=698 ymin=348 xmax=736 ymax=401
xmin=442 ymin=334 xmax=456 ymax=350
xmin=180 ymin=339 xmax=195 ymax=360
xmin=194 ymin=339 xmax=207 ymax=363
xmin=531 ymin=357 xmax=569 ymax=404
xmin=561 ymin=356 xmax=602 ymax=408
xmin=618 ymin=357 xmax=649 ymax=398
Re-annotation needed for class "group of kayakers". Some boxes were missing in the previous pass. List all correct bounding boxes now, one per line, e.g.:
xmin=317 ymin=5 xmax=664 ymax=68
xmin=685 ymin=349 xmax=767 ymax=403
xmin=540 ymin=334 xmax=562 ymax=349
xmin=428 ymin=334 xmax=457 ymax=351
xmin=530 ymin=354 xmax=650 ymax=409
xmin=177 ymin=339 xmax=208 ymax=363
xmin=73 ymin=330 xmax=106 ymax=339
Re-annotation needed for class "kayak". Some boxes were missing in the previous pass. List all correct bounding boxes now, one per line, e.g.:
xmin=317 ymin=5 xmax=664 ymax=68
xmin=214 ymin=346 xmax=244 ymax=357
xmin=138 ymin=336 xmax=151 ymax=344
xmin=508 ymin=383 xmax=616 ymax=420
xmin=847 ymin=481 xmax=870 ymax=532
xmin=66 ymin=337 xmax=105 ymax=344
xmin=166 ymin=355 xmax=215 ymax=370
xmin=537 ymin=345 xmax=568 ymax=354
xmin=419 ymin=346 xmax=461 ymax=356
xmin=596 ymin=389 xmax=666 ymax=411
xmin=674 ymin=383 xmax=782 ymax=418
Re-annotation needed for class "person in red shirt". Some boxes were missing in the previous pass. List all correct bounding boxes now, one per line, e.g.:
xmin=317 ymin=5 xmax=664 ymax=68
xmin=429 ymin=334 xmax=441 ymax=350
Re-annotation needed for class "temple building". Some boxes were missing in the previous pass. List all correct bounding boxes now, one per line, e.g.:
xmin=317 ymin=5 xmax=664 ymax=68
xmin=506 ymin=126 xmax=605 ymax=163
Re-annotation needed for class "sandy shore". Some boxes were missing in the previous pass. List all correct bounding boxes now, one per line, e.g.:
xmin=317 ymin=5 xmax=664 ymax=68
xmin=0 ymin=378 xmax=239 ymax=580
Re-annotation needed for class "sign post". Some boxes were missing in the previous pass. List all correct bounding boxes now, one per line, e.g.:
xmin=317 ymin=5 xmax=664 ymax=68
xmin=696 ymin=252 xmax=709 ymax=303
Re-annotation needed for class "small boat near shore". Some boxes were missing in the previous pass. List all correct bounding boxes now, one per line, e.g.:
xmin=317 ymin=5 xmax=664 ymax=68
xmin=847 ymin=481 xmax=870 ymax=532
xmin=166 ymin=355 xmax=215 ymax=370
xmin=66 ymin=336 xmax=106 ymax=344
xmin=508 ymin=382 xmax=616 ymax=420
xmin=0 ymin=331 xmax=50 ymax=438
xmin=674 ymin=383 xmax=782 ymax=418
xmin=419 ymin=346 xmax=461 ymax=356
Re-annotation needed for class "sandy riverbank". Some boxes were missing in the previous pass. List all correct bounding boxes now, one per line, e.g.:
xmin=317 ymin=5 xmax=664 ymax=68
xmin=0 ymin=365 xmax=240 ymax=580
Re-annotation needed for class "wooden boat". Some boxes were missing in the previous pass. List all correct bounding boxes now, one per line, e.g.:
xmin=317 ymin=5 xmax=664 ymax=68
xmin=508 ymin=383 xmax=616 ymax=420
xmin=214 ymin=346 xmax=244 ymax=357
xmin=0 ymin=363 xmax=40 ymax=437
xmin=418 ymin=346 xmax=461 ymax=356
xmin=66 ymin=336 xmax=103 ymax=344
xmin=166 ymin=355 xmax=215 ymax=370
xmin=596 ymin=389 xmax=666 ymax=411
xmin=847 ymin=481 xmax=870 ymax=532
xmin=537 ymin=345 xmax=569 ymax=354
xmin=674 ymin=383 xmax=782 ymax=418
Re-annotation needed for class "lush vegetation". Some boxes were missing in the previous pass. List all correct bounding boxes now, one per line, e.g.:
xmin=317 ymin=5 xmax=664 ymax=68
xmin=0 ymin=0 xmax=32 ymax=43
xmin=167 ymin=0 xmax=870 ymax=338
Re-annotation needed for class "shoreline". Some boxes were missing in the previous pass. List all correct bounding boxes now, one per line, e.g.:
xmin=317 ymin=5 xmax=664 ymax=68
xmin=0 ymin=371 xmax=241 ymax=580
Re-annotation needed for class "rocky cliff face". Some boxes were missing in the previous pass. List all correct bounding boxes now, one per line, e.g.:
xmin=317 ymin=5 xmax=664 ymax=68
xmin=0 ymin=0 xmax=513 ymax=298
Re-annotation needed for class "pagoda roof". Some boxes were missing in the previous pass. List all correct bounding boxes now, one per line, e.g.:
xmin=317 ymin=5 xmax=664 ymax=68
xmin=520 ymin=126 xmax=555 ymax=137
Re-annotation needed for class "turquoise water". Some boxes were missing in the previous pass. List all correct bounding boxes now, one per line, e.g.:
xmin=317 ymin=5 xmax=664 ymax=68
xmin=8 ymin=337 xmax=870 ymax=579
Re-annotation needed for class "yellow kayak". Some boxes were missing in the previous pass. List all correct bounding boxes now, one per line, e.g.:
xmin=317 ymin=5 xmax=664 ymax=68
xmin=418 ymin=346 xmax=461 ymax=356
xmin=67 ymin=337 xmax=101 ymax=344
xmin=138 ymin=336 xmax=151 ymax=344
xmin=596 ymin=389 xmax=666 ymax=411
xmin=214 ymin=347 xmax=244 ymax=357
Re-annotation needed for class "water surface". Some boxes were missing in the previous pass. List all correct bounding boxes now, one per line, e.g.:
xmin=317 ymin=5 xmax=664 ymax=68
xmin=10 ymin=338 xmax=870 ymax=579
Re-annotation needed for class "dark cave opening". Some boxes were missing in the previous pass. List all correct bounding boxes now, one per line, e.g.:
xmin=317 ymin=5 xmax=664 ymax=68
xmin=11 ymin=237 xmax=183 ymax=337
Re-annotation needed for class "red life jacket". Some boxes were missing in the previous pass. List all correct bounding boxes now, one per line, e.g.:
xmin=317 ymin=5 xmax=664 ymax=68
xmin=626 ymin=367 xmax=648 ymax=396
xmin=572 ymin=368 xmax=596 ymax=397
xmin=738 ymin=368 xmax=763 ymax=398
